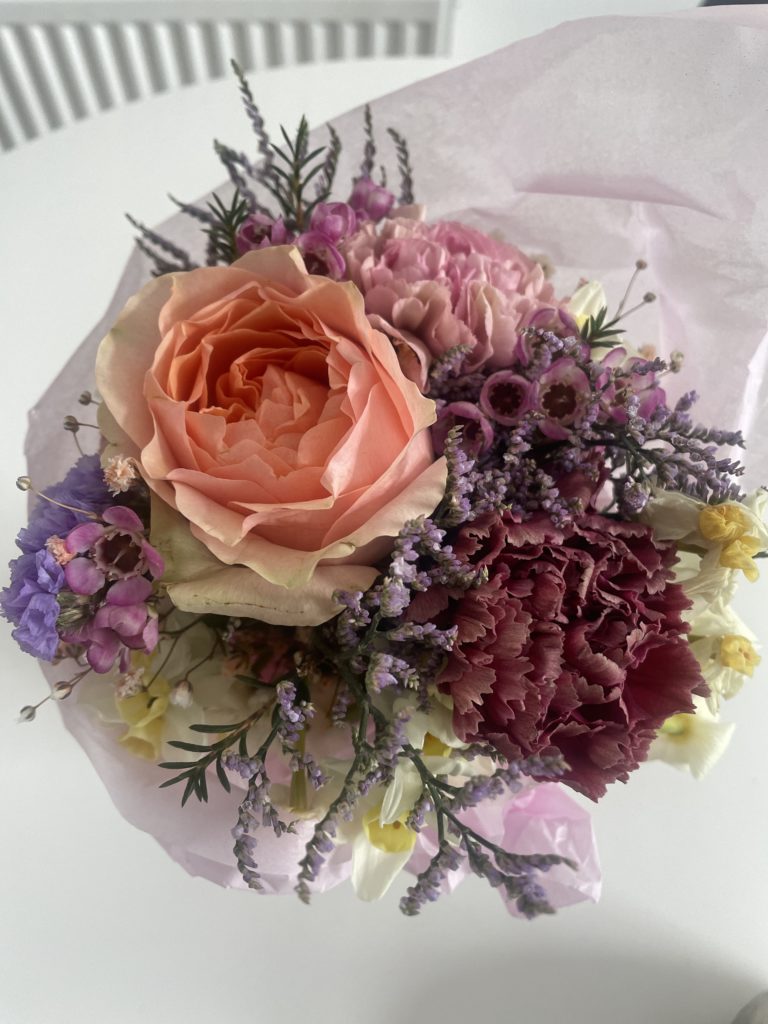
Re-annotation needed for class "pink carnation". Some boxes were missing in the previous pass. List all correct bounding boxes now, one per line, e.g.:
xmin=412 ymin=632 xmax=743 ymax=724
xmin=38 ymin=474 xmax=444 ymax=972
xmin=341 ymin=217 xmax=562 ymax=384
xmin=409 ymin=512 xmax=707 ymax=800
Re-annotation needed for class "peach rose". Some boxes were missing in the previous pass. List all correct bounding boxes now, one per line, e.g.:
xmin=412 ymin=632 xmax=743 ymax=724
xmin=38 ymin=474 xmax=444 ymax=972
xmin=96 ymin=247 xmax=446 ymax=626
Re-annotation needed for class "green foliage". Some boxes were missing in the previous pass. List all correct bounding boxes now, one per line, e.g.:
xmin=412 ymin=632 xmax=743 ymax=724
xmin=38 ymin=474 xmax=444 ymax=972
xmin=203 ymin=190 xmax=251 ymax=265
xmin=579 ymin=306 xmax=625 ymax=347
xmin=259 ymin=118 xmax=331 ymax=232
xmin=159 ymin=718 xmax=251 ymax=806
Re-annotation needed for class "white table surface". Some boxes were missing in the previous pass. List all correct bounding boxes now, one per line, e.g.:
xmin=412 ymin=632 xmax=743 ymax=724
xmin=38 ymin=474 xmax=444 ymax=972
xmin=1 ymin=52 xmax=767 ymax=1024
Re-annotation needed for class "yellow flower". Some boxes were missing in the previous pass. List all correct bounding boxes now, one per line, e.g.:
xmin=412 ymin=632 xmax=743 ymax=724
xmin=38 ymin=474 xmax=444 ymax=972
xmin=363 ymin=806 xmax=417 ymax=855
xmin=116 ymin=674 xmax=171 ymax=760
xmin=422 ymin=732 xmax=452 ymax=758
xmin=698 ymin=504 xmax=750 ymax=544
xmin=719 ymin=534 xmax=761 ymax=581
xmin=719 ymin=634 xmax=761 ymax=676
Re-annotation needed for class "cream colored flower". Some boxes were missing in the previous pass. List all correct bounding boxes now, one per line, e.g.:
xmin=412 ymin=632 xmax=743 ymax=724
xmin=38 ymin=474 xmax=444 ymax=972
xmin=689 ymin=597 xmax=761 ymax=713
xmin=648 ymin=696 xmax=735 ymax=779
xmin=566 ymin=280 xmax=608 ymax=329
xmin=642 ymin=490 xmax=768 ymax=617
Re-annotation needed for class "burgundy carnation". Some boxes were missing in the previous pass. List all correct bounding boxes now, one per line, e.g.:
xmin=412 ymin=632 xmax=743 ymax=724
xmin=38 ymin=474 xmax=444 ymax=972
xmin=410 ymin=512 xmax=707 ymax=799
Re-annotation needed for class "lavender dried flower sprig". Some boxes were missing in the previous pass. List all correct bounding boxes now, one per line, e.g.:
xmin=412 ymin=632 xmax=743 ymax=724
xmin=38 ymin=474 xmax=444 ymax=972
xmin=398 ymin=746 xmax=574 ymax=917
xmin=224 ymin=753 xmax=297 ymax=891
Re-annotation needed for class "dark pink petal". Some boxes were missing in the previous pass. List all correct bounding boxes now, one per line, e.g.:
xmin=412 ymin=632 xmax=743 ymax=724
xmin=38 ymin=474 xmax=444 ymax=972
xmin=94 ymin=603 xmax=147 ymax=638
xmin=106 ymin=576 xmax=152 ymax=606
xmin=65 ymin=557 xmax=106 ymax=596
xmin=65 ymin=522 xmax=104 ymax=554
xmin=140 ymin=541 xmax=164 ymax=579
xmin=102 ymin=506 xmax=144 ymax=531
xmin=142 ymin=615 xmax=159 ymax=652
xmin=85 ymin=628 xmax=121 ymax=673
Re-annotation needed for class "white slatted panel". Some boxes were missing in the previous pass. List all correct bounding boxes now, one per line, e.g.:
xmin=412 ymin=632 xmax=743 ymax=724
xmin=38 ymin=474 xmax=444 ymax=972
xmin=0 ymin=1 xmax=456 ymax=152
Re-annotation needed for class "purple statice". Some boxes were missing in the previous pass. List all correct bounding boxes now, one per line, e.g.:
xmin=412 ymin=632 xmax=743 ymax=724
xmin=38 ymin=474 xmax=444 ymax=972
xmin=330 ymin=679 xmax=355 ymax=726
xmin=400 ymin=841 xmax=465 ymax=915
xmin=405 ymin=792 xmax=434 ymax=833
xmin=1 ymin=455 xmax=111 ymax=662
xmin=440 ymin=428 xmax=475 ymax=527
xmin=295 ymin=821 xmax=337 ymax=904
xmin=224 ymin=754 xmax=295 ymax=892
xmin=2 ymin=551 xmax=63 ymax=660
xmin=449 ymin=755 xmax=566 ymax=813
xmin=290 ymin=751 xmax=328 ymax=790
xmin=275 ymin=679 xmax=315 ymax=750
xmin=16 ymin=454 xmax=111 ymax=555
xmin=461 ymin=836 xmax=563 ymax=919
xmin=366 ymin=651 xmax=418 ymax=693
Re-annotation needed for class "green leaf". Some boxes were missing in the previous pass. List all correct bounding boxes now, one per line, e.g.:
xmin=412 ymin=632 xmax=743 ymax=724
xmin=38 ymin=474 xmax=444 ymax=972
xmin=196 ymin=771 xmax=209 ymax=803
xmin=181 ymin=775 xmax=198 ymax=807
xmin=189 ymin=722 xmax=244 ymax=733
xmin=159 ymin=770 xmax=195 ymax=788
xmin=216 ymin=756 xmax=232 ymax=793
xmin=167 ymin=739 xmax=214 ymax=753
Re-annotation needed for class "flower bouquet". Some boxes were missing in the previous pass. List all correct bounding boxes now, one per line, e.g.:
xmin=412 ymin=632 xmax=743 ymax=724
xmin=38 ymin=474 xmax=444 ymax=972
xmin=4 ymin=39 xmax=766 ymax=918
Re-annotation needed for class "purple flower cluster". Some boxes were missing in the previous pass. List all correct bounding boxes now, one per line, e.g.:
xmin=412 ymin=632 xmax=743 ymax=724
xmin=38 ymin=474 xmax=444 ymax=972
xmin=1 ymin=455 xmax=111 ymax=661
xmin=1 ymin=456 xmax=163 ymax=673
xmin=235 ymin=177 xmax=395 ymax=281
xmin=60 ymin=505 xmax=163 ymax=672
xmin=431 ymin=327 xmax=744 ymax=522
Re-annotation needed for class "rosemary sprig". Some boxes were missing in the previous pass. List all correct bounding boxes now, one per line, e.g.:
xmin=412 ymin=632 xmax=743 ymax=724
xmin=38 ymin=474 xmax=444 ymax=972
xmin=579 ymin=305 xmax=625 ymax=347
xmin=204 ymin=190 xmax=251 ymax=265
xmin=159 ymin=709 xmax=271 ymax=806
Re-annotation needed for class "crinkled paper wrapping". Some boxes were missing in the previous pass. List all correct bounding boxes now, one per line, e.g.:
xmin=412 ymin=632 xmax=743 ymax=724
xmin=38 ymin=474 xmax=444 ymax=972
xmin=27 ymin=8 xmax=768 ymax=897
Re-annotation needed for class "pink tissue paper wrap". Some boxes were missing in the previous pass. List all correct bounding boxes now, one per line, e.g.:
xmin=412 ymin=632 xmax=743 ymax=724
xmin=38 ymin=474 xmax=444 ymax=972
xmin=26 ymin=8 xmax=768 ymax=903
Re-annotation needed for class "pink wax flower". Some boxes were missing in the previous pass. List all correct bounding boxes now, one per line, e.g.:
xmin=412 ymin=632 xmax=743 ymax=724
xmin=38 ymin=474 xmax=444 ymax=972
xmin=597 ymin=347 xmax=667 ymax=424
xmin=61 ymin=506 xmax=163 ymax=673
xmin=65 ymin=576 xmax=159 ymax=673
xmin=537 ymin=357 xmax=593 ymax=440
xmin=410 ymin=511 xmax=707 ymax=800
xmin=64 ymin=505 xmax=163 ymax=594
xmin=294 ymin=229 xmax=346 ymax=280
xmin=235 ymin=214 xmax=295 ymax=256
xmin=480 ymin=371 xmax=538 ymax=426
xmin=307 ymin=201 xmax=358 ymax=243
xmin=432 ymin=401 xmax=495 ymax=457
xmin=342 ymin=217 xmax=563 ymax=383
xmin=348 ymin=176 xmax=395 ymax=222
